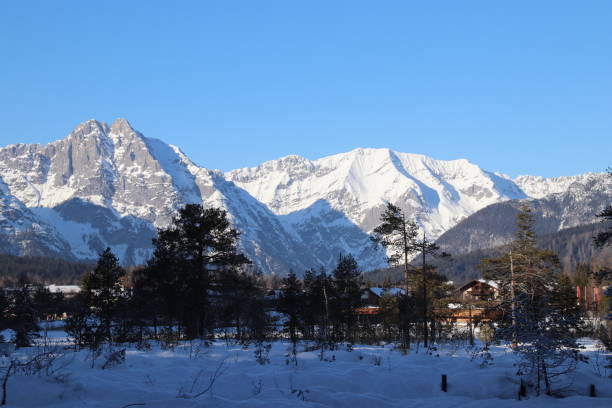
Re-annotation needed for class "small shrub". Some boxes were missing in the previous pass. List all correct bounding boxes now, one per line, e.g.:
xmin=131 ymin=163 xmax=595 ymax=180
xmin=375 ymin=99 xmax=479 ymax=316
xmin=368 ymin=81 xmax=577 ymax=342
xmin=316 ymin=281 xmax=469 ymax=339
xmin=254 ymin=342 xmax=271 ymax=365
xmin=101 ymin=348 xmax=126 ymax=370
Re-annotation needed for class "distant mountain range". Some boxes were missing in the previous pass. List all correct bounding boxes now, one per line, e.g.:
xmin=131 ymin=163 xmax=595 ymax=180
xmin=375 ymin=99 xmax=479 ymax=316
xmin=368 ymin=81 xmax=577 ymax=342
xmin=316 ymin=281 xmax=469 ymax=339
xmin=0 ymin=119 xmax=609 ymax=274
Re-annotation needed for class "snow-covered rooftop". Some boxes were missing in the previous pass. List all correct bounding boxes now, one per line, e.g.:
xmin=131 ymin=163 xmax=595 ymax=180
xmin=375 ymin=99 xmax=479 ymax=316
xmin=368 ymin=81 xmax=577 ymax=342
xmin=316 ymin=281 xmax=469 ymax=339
xmin=45 ymin=284 xmax=81 ymax=294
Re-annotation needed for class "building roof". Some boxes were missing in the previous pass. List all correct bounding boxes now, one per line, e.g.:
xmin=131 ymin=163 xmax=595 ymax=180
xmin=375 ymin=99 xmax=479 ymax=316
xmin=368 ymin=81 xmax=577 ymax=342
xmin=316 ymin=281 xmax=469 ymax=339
xmin=45 ymin=284 xmax=81 ymax=294
xmin=365 ymin=287 xmax=406 ymax=297
xmin=458 ymin=279 xmax=498 ymax=292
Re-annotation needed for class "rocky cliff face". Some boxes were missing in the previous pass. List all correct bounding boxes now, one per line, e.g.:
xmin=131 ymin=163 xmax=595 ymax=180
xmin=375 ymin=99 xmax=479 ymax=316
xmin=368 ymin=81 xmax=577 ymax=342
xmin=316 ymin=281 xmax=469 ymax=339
xmin=0 ymin=118 xmax=607 ymax=273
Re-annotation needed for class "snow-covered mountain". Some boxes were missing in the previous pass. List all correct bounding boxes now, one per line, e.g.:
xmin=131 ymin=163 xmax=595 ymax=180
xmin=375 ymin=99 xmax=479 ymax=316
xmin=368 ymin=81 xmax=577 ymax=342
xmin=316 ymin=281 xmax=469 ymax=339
xmin=0 ymin=176 xmax=73 ymax=258
xmin=226 ymin=149 xmax=527 ymax=239
xmin=514 ymin=173 xmax=606 ymax=199
xmin=0 ymin=119 xmax=607 ymax=273
xmin=437 ymin=172 xmax=612 ymax=256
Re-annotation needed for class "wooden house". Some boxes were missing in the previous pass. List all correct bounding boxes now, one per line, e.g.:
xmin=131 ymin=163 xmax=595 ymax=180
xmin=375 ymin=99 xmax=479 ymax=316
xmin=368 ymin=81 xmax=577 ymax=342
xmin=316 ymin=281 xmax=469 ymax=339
xmin=458 ymin=280 xmax=498 ymax=302
xmin=356 ymin=287 xmax=406 ymax=315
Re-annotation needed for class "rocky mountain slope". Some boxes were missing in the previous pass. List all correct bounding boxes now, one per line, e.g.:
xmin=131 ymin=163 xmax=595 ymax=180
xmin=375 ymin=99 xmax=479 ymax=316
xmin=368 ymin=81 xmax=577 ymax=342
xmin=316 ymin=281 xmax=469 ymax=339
xmin=226 ymin=148 xmax=527 ymax=239
xmin=436 ymin=173 xmax=612 ymax=256
xmin=0 ymin=119 xmax=608 ymax=273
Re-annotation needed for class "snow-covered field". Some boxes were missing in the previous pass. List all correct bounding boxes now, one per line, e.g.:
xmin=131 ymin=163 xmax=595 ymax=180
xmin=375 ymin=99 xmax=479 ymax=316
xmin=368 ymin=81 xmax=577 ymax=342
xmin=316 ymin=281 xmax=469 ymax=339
xmin=3 ymin=331 xmax=611 ymax=407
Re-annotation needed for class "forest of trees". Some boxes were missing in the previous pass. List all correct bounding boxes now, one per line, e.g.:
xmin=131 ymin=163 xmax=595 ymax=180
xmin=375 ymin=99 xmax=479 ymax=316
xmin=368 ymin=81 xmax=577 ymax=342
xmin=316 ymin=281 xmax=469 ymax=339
xmin=0 ymin=254 xmax=93 ymax=288
xmin=1 ymin=194 xmax=611 ymax=396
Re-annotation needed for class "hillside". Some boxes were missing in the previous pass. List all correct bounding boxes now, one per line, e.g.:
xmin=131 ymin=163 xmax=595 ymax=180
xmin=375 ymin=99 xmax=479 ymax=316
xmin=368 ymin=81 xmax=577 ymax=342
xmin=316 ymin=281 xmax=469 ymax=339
xmin=365 ymin=223 xmax=612 ymax=286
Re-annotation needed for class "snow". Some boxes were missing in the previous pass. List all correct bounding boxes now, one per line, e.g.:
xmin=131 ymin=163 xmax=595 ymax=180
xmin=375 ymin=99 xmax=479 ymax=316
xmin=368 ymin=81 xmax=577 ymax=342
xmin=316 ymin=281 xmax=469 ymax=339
xmin=141 ymin=136 xmax=202 ymax=206
xmin=514 ymin=173 xmax=606 ymax=199
xmin=0 ymin=119 xmax=609 ymax=272
xmin=3 ymin=334 xmax=611 ymax=408
xmin=367 ymin=287 xmax=406 ymax=297
xmin=44 ymin=285 xmax=81 ymax=294
xmin=226 ymin=148 xmax=527 ymax=240
xmin=477 ymin=279 xmax=499 ymax=289
xmin=30 ymin=207 xmax=100 ymax=260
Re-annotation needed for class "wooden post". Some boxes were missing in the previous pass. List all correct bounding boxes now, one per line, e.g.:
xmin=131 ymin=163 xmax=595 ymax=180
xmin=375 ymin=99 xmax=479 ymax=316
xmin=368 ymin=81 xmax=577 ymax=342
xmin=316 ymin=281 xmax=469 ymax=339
xmin=518 ymin=381 xmax=526 ymax=400
xmin=441 ymin=374 xmax=447 ymax=392
xmin=589 ymin=384 xmax=596 ymax=397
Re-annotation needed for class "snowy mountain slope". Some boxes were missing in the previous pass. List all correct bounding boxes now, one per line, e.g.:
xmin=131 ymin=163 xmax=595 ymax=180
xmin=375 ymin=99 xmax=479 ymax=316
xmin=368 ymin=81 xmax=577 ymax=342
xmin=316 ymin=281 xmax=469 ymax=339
xmin=436 ymin=173 xmax=612 ymax=256
xmin=226 ymin=148 xmax=526 ymax=239
xmin=278 ymin=199 xmax=384 ymax=272
xmin=0 ymin=119 xmax=203 ymax=227
xmin=514 ymin=173 xmax=606 ymax=199
xmin=31 ymin=199 xmax=156 ymax=265
xmin=0 ymin=119 xmax=345 ymax=272
xmin=0 ymin=118 xmax=607 ymax=273
xmin=0 ymin=176 xmax=73 ymax=258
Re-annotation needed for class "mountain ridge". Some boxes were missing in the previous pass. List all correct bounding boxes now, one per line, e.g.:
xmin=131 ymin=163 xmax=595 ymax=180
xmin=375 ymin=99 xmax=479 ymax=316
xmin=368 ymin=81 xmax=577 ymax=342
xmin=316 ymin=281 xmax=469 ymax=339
xmin=0 ymin=118 xmax=608 ymax=273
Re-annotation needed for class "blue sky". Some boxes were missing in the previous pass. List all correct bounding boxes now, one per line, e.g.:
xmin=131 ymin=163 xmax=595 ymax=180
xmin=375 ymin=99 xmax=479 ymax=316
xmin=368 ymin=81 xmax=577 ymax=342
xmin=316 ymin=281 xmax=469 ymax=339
xmin=0 ymin=1 xmax=610 ymax=177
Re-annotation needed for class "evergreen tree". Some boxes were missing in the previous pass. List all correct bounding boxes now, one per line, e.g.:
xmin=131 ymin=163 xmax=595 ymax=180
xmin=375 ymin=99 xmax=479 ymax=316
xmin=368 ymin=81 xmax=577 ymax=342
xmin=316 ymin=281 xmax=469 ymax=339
xmin=148 ymin=204 xmax=250 ymax=339
xmin=371 ymin=203 xmax=450 ymax=347
xmin=32 ymin=286 xmax=65 ymax=321
xmin=81 ymin=248 xmax=126 ymax=343
xmin=216 ymin=267 xmax=264 ymax=342
xmin=302 ymin=268 xmax=332 ymax=342
xmin=371 ymin=203 xmax=419 ymax=291
xmin=378 ymin=291 xmax=400 ymax=340
xmin=371 ymin=203 xmax=420 ymax=347
xmin=553 ymin=274 xmax=581 ymax=318
xmin=279 ymin=271 xmax=303 ymax=356
xmin=480 ymin=205 xmax=582 ymax=395
xmin=480 ymin=205 xmax=559 ymax=345
xmin=64 ymin=293 xmax=92 ymax=350
xmin=414 ymin=268 xmax=454 ymax=345
xmin=0 ymin=290 xmax=9 ymax=339
xmin=410 ymin=232 xmax=450 ymax=348
xmin=331 ymin=254 xmax=362 ymax=343
xmin=510 ymin=290 xmax=584 ymax=396
xmin=128 ymin=265 xmax=161 ymax=342
xmin=8 ymin=287 xmax=39 ymax=348
xmin=134 ymin=228 xmax=185 ymax=335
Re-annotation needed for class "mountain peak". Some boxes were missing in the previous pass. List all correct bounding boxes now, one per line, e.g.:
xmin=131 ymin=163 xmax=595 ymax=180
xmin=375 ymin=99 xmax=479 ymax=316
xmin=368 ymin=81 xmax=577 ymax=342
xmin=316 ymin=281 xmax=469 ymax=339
xmin=0 ymin=118 xmax=605 ymax=274
xmin=110 ymin=118 xmax=135 ymax=134
xmin=70 ymin=119 xmax=109 ymax=137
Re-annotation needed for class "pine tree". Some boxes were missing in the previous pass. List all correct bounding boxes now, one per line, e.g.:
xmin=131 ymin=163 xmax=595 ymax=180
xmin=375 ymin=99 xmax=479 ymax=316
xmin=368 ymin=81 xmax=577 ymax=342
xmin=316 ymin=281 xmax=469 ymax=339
xmin=371 ymin=203 xmax=450 ymax=347
xmin=64 ymin=293 xmax=92 ymax=350
xmin=371 ymin=203 xmax=419 ymax=292
xmin=303 ymin=268 xmax=332 ymax=343
xmin=148 ymin=204 xmax=250 ymax=339
xmin=371 ymin=203 xmax=420 ymax=347
xmin=0 ymin=290 xmax=9 ymax=339
xmin=32 ymin=286 xmax=65 ymax=322
xmin=379 ymin=291 xmax=400 ymax=340
xmin=552 ymin=274 xmax=581 ymax=318
xmin=81 ymin=248 xmax=126 ymax=343
xmin=480 ymin=205 xmax=559 ymax=345
xmin=216 ymin=267 xmax=263 ymax=343
xmin=134 ymin=228 xmax=184 ymax=336
xmin=8 ymin=287 xmax=39 ymax=348
xmin=279 ymin=271 xmax=303 ymax=357
xmin=480 ymin=205 xmax=582 ymax=395
xmin=331 ymin=254 xmax=362 ymax=343
xmin=410 ymin=231 xmax=450 ymax=348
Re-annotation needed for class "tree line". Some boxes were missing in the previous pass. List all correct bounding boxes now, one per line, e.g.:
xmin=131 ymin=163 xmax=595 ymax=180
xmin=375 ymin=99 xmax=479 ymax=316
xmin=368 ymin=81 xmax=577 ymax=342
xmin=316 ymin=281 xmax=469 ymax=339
xmin=1 ymin=191 xmax=611 ymax=395
xmin=0 ymin=254 xmax=93 ymax=288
